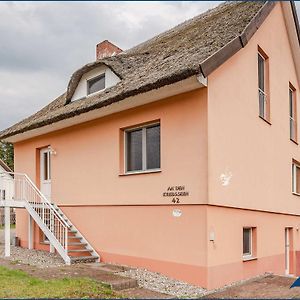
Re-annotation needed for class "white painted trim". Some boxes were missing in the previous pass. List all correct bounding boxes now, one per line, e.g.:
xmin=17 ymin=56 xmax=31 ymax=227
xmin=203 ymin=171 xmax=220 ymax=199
xmin=0 ymin=200 xmax=25 ymax=208
xmin=285 ymin=228 xmax=290 ymax=275
xmin=292 ymin=162 xmax=299 ymax=194
xmin=28 ymin=215 xmax=33 ymax=250
xmin=122 ymin=169 xmax=161 ymax=176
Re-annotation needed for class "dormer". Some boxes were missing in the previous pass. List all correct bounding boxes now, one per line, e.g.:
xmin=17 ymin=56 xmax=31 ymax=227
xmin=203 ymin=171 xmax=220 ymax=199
xmin=70 ymin=40 xmax=122 ymax=102
xmin=71 ymin=65 xmax=121 ymax=102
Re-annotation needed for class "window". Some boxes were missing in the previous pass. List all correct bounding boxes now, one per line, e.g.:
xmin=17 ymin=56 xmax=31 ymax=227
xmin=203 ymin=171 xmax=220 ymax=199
xmin=258 ymin=47 xmax=270 ymax=122
xmin=289 ymin=84 xmax=297 ymax=142
xmin=87 ymin=74 xmax=105 ymax=95
xmin=243 ymin=228 xmax=252 ymax=258
xmin=125 ymin=123 xmax=160 ymax=173
xmin=43 ymin=151 xmax=51 ymax=181
xmin=243 ymin=227 xmax=257 ymax=260
xmin=292 ymin=160 xmax=300 ymax=195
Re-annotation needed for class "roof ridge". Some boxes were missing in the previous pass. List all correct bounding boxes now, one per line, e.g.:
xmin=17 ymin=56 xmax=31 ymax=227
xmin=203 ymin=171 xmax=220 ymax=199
xmin=123 ymin=1 xmax=238 ymax=55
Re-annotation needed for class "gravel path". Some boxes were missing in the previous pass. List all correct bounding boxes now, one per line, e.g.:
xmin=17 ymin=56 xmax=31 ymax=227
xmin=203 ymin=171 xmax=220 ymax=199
xmin=0 ymin=229 xmax=64 ymax=268
xmin=118 ymin=268 xmax=206 ymax=298
xmin=0 ymin=244 xmax=64 ymax=268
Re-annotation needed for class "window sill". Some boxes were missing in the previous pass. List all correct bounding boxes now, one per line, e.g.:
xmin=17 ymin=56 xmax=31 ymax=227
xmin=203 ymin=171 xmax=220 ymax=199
xmin=243 ymin=256 xmax=257 ymax=262
xmin=119 ymin=169 xmax=161 ymax=176
xmin=292 ymin=192 xmax=300 ymax=197
xmin=290 ymin=139 xmax=298 ymax=145
xmin=259 ymin=116 xmax=271 ymax=125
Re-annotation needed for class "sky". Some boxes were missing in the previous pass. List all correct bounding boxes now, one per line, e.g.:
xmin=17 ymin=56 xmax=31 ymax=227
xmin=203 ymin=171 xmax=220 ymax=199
xmin=0 ymin=1 xmax=299 ymax=131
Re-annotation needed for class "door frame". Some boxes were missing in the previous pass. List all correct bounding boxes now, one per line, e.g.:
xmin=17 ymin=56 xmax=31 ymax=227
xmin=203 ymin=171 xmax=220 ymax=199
xmin=40 ymin=147 xmax=51 ymax=200
xmin=285 ymin=227 xmax=293 ymax=275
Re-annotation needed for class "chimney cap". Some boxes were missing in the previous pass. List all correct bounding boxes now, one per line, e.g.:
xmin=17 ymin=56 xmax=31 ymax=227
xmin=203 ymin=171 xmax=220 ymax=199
xmin=96 ymin=40 xmax=122 ymax=60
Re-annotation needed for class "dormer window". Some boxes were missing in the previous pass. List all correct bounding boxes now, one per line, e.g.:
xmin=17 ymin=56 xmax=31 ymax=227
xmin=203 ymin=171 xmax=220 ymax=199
xmin=87 ymin=74 xmax=105 ymax=95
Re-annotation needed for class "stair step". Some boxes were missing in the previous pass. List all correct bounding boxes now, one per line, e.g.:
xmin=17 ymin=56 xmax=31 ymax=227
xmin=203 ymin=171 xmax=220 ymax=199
xmin=68 ymin=236 xmax=82 ymax=240
xmin=68 ymin=242 xmax=87 ymax=246
xmin=68 ymin=249 xmax=93 ymax=253
xmin=70 ymin=256 xmax=99 ymax=263
xmin=68 ymin=229 xmax=77 ymax=233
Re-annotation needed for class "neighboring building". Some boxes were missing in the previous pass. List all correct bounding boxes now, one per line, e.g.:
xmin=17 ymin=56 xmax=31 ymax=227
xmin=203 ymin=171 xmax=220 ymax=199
xmin=0 ymin=159 xmax=13 ymax=202
xmin=0 ymin=1 xmax=300 ymax=289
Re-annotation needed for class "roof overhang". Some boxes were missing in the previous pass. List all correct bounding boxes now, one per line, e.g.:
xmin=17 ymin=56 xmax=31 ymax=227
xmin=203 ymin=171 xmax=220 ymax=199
xmin=5 ymin=74 xmax=207 ymax=143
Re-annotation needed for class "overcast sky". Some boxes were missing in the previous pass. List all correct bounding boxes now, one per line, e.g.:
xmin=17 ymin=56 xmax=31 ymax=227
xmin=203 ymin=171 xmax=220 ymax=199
xmin=0 ymin=1 xmax=299 ymax=131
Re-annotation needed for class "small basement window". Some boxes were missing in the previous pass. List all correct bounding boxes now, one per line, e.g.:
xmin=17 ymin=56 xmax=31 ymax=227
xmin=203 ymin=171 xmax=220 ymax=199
xmin=125 ymin=123 xmax=160 ymax=173
xmin=243 ymin=227 xmax=256 ymax=260
xmin=243 ymin=228 xmax=252 ymax=257
xmin=292 ymin=160 xmax=300 ymax=195
xmin=87 ymin=74 xmax=105 ymax=95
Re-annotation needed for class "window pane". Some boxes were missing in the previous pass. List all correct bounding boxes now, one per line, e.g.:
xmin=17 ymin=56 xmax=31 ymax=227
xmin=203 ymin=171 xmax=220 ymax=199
xmin=87 ymin=74 xmax=105 ymax=95
xmin=243 ymin=228 xmax=251 ymax=255
xmin=146 ymin=125 xmax=160 ymax=170
xmin=127 ymin=129 xmax=143 ymax=172
xmin=290 ymin=89 xmax=294 ymax=118
xmin=48 ymin=153 xmax=51 ymax=180
xmin=43 ymin=153 xmax=48 ymax=181
xmin=296 ymin=166 xmax=300 ymax=194
xmin=258 ymin=54 xmax=265 ymax=91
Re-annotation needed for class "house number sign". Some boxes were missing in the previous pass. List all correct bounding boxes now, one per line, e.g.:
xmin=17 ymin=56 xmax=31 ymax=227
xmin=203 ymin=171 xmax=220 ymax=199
xmin=163 ymin=185 xmax=189 ymax=203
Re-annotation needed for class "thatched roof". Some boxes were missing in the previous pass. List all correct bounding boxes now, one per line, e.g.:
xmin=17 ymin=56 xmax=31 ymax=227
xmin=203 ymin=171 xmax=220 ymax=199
xmin=0 ymin=1 xmax=287 ymax=140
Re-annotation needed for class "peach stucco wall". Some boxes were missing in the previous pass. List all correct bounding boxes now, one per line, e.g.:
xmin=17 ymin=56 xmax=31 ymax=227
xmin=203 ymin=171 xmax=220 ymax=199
xmin=16 ymin=204 xmax=300 ymax=289
xmin=14 ymin=88 xmax=208 ymax=206
xmin=206 ymin=205 xmax=300 ymax=288
xmin=207 ymin=3 xmax=300 ymax=215
xmin=12 ymin=2 xmax=300 ymax=290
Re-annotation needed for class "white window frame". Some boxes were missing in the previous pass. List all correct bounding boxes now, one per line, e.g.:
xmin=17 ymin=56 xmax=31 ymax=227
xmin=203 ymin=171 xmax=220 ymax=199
xmin=258 ymin=52 xmax=268 ymax=120
xmin=86 ymin=73 xmax=106 ymax=96
xmin=243 ymin=227 xmax=253 ymax=259
xmin=292 ymin=162 xmax=300 ymax=195
xmin=289 ymin=86 xmax=297 ymax=142
xmin=124 ymin=122 xmax=161 ymax=174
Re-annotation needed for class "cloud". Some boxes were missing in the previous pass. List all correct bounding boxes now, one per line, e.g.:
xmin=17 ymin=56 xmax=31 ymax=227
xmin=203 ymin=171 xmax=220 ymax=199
xmin=0 ymin=1 xmax=222 ymax=130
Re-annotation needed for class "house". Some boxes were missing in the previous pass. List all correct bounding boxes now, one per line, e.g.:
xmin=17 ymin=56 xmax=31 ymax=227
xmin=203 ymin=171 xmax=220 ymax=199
xmin=0 ymin=0 xmax=300 ymax=289
xmin=0 ymin=159 xmax=13 ymax=203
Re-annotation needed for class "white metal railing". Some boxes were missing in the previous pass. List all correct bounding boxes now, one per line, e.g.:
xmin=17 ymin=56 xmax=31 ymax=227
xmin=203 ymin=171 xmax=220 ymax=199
xmin=258 ymin=89 xmax=267 ymax=120
xmin=0 ymin=172 xmax=70 ymax=259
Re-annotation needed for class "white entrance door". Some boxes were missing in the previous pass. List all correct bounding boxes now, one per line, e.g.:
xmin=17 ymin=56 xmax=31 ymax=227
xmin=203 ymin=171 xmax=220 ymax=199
xmin=40 ymin=147 xmax=51 ymax=201
xmin=285 ymin=228 xmax=290 ymax=275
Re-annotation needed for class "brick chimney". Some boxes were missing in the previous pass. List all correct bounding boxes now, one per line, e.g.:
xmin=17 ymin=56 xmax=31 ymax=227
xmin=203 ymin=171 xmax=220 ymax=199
xmin=96 ymin=40 xmax=122 ymax=60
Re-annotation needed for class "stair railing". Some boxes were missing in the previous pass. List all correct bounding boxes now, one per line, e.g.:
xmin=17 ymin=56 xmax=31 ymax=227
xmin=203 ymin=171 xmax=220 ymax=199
xmin=0 ymin=172 xmax=70 ymax=259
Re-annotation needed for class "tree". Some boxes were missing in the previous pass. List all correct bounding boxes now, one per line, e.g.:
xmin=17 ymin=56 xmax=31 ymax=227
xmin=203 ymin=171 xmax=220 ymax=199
xmin=0 ymin=142 xmax=14 ymax=171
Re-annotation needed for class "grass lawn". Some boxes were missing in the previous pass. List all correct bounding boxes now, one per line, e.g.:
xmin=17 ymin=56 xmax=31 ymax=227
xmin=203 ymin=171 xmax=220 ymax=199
xmin=0 ymin=266 xmax=118 ymax=298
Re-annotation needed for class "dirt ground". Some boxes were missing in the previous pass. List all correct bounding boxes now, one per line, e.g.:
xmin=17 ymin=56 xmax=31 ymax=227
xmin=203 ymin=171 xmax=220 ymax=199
xmin=0 ymin=258 xmax=171 ymax=299
xmin=204 ymin=274 xmax=300 ymax=299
